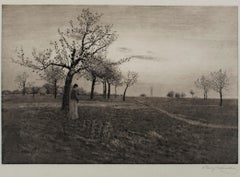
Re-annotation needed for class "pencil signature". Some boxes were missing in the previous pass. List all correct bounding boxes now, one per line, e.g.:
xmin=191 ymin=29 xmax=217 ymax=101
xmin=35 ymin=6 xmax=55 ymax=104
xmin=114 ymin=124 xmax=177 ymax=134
xmin=202 ymin=165 xmax=239 ymax=175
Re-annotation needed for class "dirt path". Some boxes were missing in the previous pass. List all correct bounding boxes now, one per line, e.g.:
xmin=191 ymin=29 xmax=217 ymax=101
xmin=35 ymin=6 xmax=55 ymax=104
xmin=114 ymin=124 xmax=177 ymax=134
xmin=135 ymin=99 xmax=238 ymax=130
xmin=2 ymin=101 xmax=144 ymax=110
xmin=2 ymin=102 xmax=61 ymax=109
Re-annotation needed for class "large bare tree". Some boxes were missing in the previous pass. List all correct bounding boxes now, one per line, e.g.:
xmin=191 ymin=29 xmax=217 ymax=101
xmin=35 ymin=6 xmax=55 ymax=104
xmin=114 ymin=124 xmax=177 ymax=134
xmin=15 ymin=72 xmax=29 ymax=95
xmin=122 ymin=71 xmax=138 ymax=101
xmin=210 ymin=69 xmax=229 ymax=106
xmin=13 ymin=9 xmax=117 ymax=112
xmin=195 ymin=75 xmax=211 ymax=100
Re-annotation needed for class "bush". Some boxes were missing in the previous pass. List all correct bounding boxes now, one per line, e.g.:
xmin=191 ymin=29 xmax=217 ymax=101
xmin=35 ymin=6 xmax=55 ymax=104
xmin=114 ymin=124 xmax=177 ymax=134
xmin=167 ymin=91 xmax=175 ymax=98
xmin=2 ymin=90 xmax=11 ymax=95
xmin=175 ymin=92 xmax=180 ymax=98
xmin=12 ymin=89 xmax=21 ymax=94
xmin=140 ymin=93 xmax=146 ymax=97
xmin=180 ymin=92 xmax=186 ymax=98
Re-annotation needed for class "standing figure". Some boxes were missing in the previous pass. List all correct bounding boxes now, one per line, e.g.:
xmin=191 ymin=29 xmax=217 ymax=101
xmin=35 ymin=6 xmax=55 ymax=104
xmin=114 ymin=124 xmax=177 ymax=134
xmin=69 ymin=84 xmax=79 ymax=120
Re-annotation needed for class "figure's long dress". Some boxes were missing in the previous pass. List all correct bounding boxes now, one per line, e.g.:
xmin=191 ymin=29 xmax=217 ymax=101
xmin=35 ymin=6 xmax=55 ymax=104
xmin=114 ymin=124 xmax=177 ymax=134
xmin=69 ymin=99 xmax=79 ymax=119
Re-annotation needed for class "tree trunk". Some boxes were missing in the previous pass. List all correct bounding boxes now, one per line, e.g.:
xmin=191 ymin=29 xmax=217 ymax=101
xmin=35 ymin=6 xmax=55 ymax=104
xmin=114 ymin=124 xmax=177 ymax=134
xmin=102 ymin=82 xmax=104 ymax=97
xmin=204 ymin=91 xmax=207 ymax=100
xmin=103 ymin=80 xmax=107 ymax=99
xmin=22 ymin=82 xmax=26 ymax=95
xmin=123 ymin=85 xmax=128 ymax=101
xmin=62 ymin=71 xmax=74 ymax=112
xmin=114 ymin=85 xmax=117 ymax=98
xmin=90 ymin=76 xmax=96 ymax=100
xmin=219 ymin=90 xmax=223 ymax=106
xmin=32 ymin=88 xmax=35 ymax=97
xmin=107 ymin=82 xmax=111 ymax=99
xmin=54 ymin=79 xmax=57 ymax=99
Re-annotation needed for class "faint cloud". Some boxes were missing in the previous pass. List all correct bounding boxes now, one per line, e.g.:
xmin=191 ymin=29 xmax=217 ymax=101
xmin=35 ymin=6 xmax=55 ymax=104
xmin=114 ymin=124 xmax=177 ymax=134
xmin=131 ymin=55 xmax=164 ymax=61
xmin=118 ymin=47 xmax=131 ymax=53
xmin=147 ymin=50 xmax=154 ymax=54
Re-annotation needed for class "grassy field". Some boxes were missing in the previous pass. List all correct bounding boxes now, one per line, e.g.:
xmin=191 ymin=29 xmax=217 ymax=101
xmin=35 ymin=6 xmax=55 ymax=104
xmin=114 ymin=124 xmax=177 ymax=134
xmin=1 ymin=94 xmax=238 ymax=164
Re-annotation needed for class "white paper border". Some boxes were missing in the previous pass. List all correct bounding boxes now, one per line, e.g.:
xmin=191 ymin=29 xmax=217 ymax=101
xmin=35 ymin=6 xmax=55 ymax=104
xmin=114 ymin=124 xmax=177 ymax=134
xmin=0 ymin=0 xmax=239 ymax=177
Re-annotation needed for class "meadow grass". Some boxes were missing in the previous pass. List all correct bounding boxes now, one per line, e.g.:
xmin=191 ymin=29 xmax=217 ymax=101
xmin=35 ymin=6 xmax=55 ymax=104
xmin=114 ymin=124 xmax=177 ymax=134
xmin=2 ymin=94 xmax=238 ymax=163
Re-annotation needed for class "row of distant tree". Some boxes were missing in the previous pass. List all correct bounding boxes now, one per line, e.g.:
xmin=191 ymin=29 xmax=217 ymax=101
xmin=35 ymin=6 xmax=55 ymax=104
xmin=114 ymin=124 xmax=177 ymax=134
xmin=14 ymin=68 xmax=65 ymax=98
xmin=13 ymin=60 xmax=138 ymax=100
xmin=166 ymin=69 xmax=229 ymax=106
xmin=166 ymin=91 xmax=186 ymax=98
xmin=195 ymin=69 xmax=229 ymax=106
xmin=2 ymin=84 xmax=107 ymax=97
xmin=10 ymin=69 xmax=138 ymax=99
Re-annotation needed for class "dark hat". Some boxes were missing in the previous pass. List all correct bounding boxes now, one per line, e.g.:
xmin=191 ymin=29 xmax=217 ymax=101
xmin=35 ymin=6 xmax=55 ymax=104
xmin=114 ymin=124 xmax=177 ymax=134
xmin=73 ymin=84 xmax=78 ymax=88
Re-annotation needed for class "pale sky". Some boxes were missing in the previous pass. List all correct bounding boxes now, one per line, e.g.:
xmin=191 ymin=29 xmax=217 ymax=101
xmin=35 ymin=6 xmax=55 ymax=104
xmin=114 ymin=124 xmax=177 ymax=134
xmin=2 ymin=5 xmax=238 ymax=98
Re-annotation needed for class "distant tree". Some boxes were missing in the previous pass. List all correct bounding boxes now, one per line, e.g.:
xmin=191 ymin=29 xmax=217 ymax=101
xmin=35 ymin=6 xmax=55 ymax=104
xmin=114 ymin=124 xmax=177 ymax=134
xmin=32 ymin=87 xmax=40 ymax=97
xmin=83 ymin=56 xmax=106 ymax=99
xmin=210 ymin=69 xmax=229 ymax=106
xmin=25 ymin=87 xmax=32 ymax=94
xmin=87 ymin=71 xmax=100 ymax=99
xmin=27 ymin=82 xmax=39 ymax=97
xmin=12 ymin=89 xmax=22 ymax=94
xmin=175 ymin=92 xmax=181 ymax=98
xmin=57 ymin=86 xmax=64 ymax=95
xmin=102 ymin=79 xmax=107 ymax=99
xmin=39 ymin=87 xmax=47 ymax=95
xmin=195 ymin=75 xmax=211 ymax=100
xmin=190 ymin=90 xmax=195 ymax=98
xmin=105 ymin=65 xmax=121 ymax=99
xmin=43 ymin=83 xmax=53 ymax=94
xmin=140 ymin=93 xmax=146 ymax=97
xmin=91 ymin=59 xmax=127 ymax=100
xmin=167 ymin=91 xmax=175 ymax=98
xmin=15 ymin=72 xmax=29 ymax=95
xmin=180 ymin=92 xmax=186 ymax=98
xmin=112 ymin=70 xmax=123 ymax=98
xmin=122 ymin=71 xmax=138 ymax=101
xmin=40 ymin=65 xmax=65 ymax=98
xmin=2 ymin=90 xmax=11 ymax=95
xmin=83 ymin=56 xmax=128 ymax=100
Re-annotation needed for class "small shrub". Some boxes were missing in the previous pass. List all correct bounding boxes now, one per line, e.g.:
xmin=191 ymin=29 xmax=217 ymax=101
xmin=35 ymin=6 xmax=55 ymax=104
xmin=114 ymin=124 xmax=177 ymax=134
xmin=180 ymin=92 xmax=186 ymax=98
xmin=175 ymin=92 xmax=180 ymax=98
xmin=190 ymin=90 xmax=195 ymax=98
xmin=167 ymin=91 xmax=175 ymax=98
xmin=140 ymin=93 xmax=146 ymax=97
